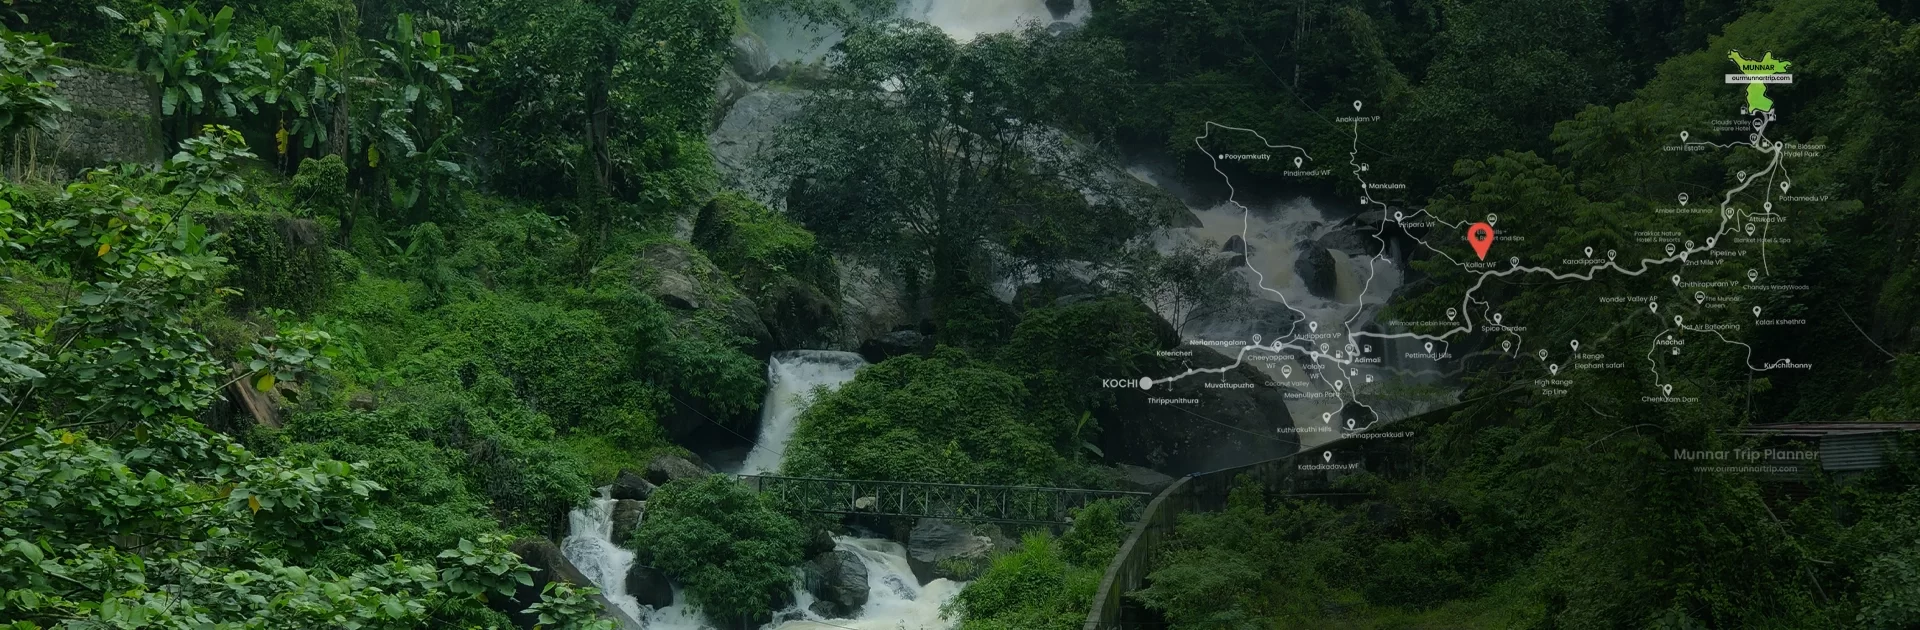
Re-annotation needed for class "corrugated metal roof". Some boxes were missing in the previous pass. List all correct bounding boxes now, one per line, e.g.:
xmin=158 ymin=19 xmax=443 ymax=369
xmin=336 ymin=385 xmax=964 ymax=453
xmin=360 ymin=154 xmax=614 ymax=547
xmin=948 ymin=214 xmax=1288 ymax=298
xmin=1731 ymin=422 xmax=1920 ymax=438
xmin=1823 ymin=433 xmax=1897 ymax=472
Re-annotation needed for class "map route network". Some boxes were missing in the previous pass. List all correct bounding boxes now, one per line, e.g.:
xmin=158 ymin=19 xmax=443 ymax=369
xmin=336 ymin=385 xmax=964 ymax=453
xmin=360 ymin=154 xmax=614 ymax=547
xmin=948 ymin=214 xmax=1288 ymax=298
xmin=1138 ymin=51 xmax=1806 ymax=433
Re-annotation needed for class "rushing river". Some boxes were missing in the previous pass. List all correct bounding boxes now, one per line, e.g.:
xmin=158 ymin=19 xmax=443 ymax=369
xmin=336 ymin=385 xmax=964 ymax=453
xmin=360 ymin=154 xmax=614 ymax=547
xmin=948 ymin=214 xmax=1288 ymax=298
xmin=562 ymin=351 xmax=960 ymax=629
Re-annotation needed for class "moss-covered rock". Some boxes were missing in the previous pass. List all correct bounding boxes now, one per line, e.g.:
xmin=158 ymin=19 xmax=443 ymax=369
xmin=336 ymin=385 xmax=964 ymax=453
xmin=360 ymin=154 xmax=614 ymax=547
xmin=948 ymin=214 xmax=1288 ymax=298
xmin=693 ymin=192 xmax=843 ymax=350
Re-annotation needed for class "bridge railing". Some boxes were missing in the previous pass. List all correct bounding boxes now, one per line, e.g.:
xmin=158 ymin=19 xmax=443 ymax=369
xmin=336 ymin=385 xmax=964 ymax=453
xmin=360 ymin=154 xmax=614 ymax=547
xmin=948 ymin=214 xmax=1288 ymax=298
xmin=738 ymin=474 xmax=1151 ymax=525
xmin=1081 ymin=443 xmax=1393 ymax=630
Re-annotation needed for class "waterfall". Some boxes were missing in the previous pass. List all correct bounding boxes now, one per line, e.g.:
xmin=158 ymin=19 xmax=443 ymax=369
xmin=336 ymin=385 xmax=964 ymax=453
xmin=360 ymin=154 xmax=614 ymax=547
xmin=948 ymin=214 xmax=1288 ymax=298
xmin=770 ymin=538 xmax=963 ymax=630
xmin=569 ymin=350 xmax=962 ymax=629
xmin=738 ymin=351 xmax=869 ymax=475
xmin=561 ymin=489 xmax=643 ymax=620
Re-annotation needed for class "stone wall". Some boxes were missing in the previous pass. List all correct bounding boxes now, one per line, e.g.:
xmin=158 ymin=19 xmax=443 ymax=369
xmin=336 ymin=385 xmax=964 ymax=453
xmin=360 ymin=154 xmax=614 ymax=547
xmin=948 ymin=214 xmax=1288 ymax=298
xmin=8 ymin=62 xmax=165 ymax=181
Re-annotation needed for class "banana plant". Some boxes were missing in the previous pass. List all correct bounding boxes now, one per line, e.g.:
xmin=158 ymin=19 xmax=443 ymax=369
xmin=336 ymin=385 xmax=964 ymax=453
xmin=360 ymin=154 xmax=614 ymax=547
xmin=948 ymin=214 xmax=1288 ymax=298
xmin=253 ymin=25 xmax=337 ymax=161
xmin=352 ymin=14 xmax=473 ymax=222
xmin=110 ymin=5 xmax=268 ymax=144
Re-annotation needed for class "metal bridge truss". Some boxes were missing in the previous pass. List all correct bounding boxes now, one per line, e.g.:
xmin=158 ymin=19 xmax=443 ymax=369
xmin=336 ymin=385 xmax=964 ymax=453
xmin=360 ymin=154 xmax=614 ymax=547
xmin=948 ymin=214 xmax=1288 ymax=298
xmin=737 ymin=474 xmax=1151 ymax=525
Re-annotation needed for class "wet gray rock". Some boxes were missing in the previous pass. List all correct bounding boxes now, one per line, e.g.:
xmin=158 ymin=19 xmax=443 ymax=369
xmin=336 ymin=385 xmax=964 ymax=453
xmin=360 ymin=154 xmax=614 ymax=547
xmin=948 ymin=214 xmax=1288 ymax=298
xmin=610 ymin=499 xmax=644 ymax=547
xmin=905 ymin=519 xmax=992 ymax=583
xmin=709 ymin=89 xmax=810 ymax=200
xmin=610 ymin=470 xmax=657 ymax=502
xmin=1045 ymin=0 xmax=1074 ymax=19
xmin=625 ymin=564 xmax=674 ymax=609
xmin=711 ymin=69 xmax=753 ymax=130
xmin=1113 ymin=464 xmax=1177 ymax=493
xmin=803 ymin=549 xmax=869 ymax=618
xmin=1295 ymin=240 xmax=1337 ymax=299
xmin=638 ymin=241 xmax=773 ymax=356
xmin=729 ymin=34 xmax=775 ymax=81
xmin=859 ymin=329 xmax=927 ymax=363
xmin=1100 ymin=343 xmax=1299 ymax=474
xmin=645 ymin=454 xmax=711 ymax=487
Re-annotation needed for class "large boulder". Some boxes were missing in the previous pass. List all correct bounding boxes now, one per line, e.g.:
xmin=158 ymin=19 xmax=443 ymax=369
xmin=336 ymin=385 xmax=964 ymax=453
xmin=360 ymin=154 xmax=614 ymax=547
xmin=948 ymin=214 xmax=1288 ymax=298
xmin=838 ymin=258 xmax=915 ymax=348
xmin=711 ymin=69 xmax=753 ymax=130
xmin=1100 ymin=343 xmax=1300 ymax=475
xmin=709 ymin=89 xmax=810 ymax=200
xmin=624 ymin=564 xmax=674 ymax=609
xmin=645 ymin=454 xmax=710 ymax=487
xmin=610 ymin=499 xmax=644 ymax=547
xmin=757 ymin=270 xmax=843 ymax=351
xmin=803 ymin=549 xmax=870 ymax=618
xmin=905 ymin=519 xmax=993 ymax=584
xmin=609 ymin=470 xmax=656 ymax=502
xmin=1113 ymin=464 xmax=1177 ymax=494
xmin=729 ymin=33 xmax=775 ymax=81
xmin=1045 ymin=0 xmax=1075 ymax=18
xmin=858 ymin=329 xmax=928 ymax=363
xmin=505 ymin=538 xmax=644 ymax=630
xmin=1294 ymin=240 xmax=1338 ymax=299
xmin=637 ymin=241 xmax=773 ymax=357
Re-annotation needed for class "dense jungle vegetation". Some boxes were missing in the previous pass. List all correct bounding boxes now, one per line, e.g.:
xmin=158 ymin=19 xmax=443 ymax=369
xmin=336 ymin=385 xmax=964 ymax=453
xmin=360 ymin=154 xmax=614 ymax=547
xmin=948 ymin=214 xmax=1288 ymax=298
xmin=1 ymin=0 xmax=1918 ymax=628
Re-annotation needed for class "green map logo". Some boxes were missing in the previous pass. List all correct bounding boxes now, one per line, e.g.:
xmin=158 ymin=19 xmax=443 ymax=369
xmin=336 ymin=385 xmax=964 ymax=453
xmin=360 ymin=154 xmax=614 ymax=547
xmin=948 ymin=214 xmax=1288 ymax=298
xmin=1728 ymin=50 xmax=1792 ymax=111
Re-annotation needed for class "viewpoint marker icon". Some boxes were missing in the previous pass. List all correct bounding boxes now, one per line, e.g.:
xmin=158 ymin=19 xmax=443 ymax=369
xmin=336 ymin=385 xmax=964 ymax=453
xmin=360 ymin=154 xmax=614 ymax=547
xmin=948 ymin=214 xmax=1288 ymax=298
xmin=1748 ymin=269 xmax=1759 ymax=282
xmin=1695 ymin=291 xmax=1707 ymax=304
xmin=1468 ymin=223 xmax=1496 ymax=260
xmin=1538 ymin=349 xmax=1549 ymax=360
xmin=1251 ymin=333 xmax=1262 ymax=346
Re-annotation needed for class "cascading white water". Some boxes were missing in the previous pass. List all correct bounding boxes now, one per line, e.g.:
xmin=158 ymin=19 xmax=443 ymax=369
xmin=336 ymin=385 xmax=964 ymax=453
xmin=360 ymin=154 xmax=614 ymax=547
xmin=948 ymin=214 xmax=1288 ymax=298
xmin=739 ymin=351 xmax=869 ymax=475
xmin=769 ymin=538 xmax=964 ymax=630
xmin=561 ymin=489 xmax=643 ymax=620
xmin=564 ymin=350 xmax=960 ymax=629
xmin=1128 ymin=164 xmax=1412 ymax=446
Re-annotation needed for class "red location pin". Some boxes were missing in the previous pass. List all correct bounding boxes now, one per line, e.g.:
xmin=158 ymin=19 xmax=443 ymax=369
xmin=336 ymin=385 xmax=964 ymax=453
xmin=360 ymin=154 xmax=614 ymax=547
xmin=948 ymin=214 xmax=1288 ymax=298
xmin=1467 ymin=222 xmax=1495 ymax=260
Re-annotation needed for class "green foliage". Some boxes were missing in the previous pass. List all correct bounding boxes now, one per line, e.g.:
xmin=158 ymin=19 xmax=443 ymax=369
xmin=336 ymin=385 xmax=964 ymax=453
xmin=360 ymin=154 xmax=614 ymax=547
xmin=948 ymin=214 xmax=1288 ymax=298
xmin=289 ymin=155 xmax=348 ymax=217
xmin=692 ymin=191 xmax=836 ymax=295
xmin=525 ymin=581 xmax=618 ymax=630
xmin=783 ymin=351 xmax=1065 ymax=485
xmin=116 ymin=5 xmax=268 ymax=139
xmin=999 ymin=296 xmax=1176 ymax=432
xmin=631 ymin=474 xmax=804 ymax=623
xmin=0 ymin=30 xmax=71 ymax=141
xmin=949 ymin=504 xmax=1126 ymax=630
xmin=772 ymin=19 xmax=1158 ymax=292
